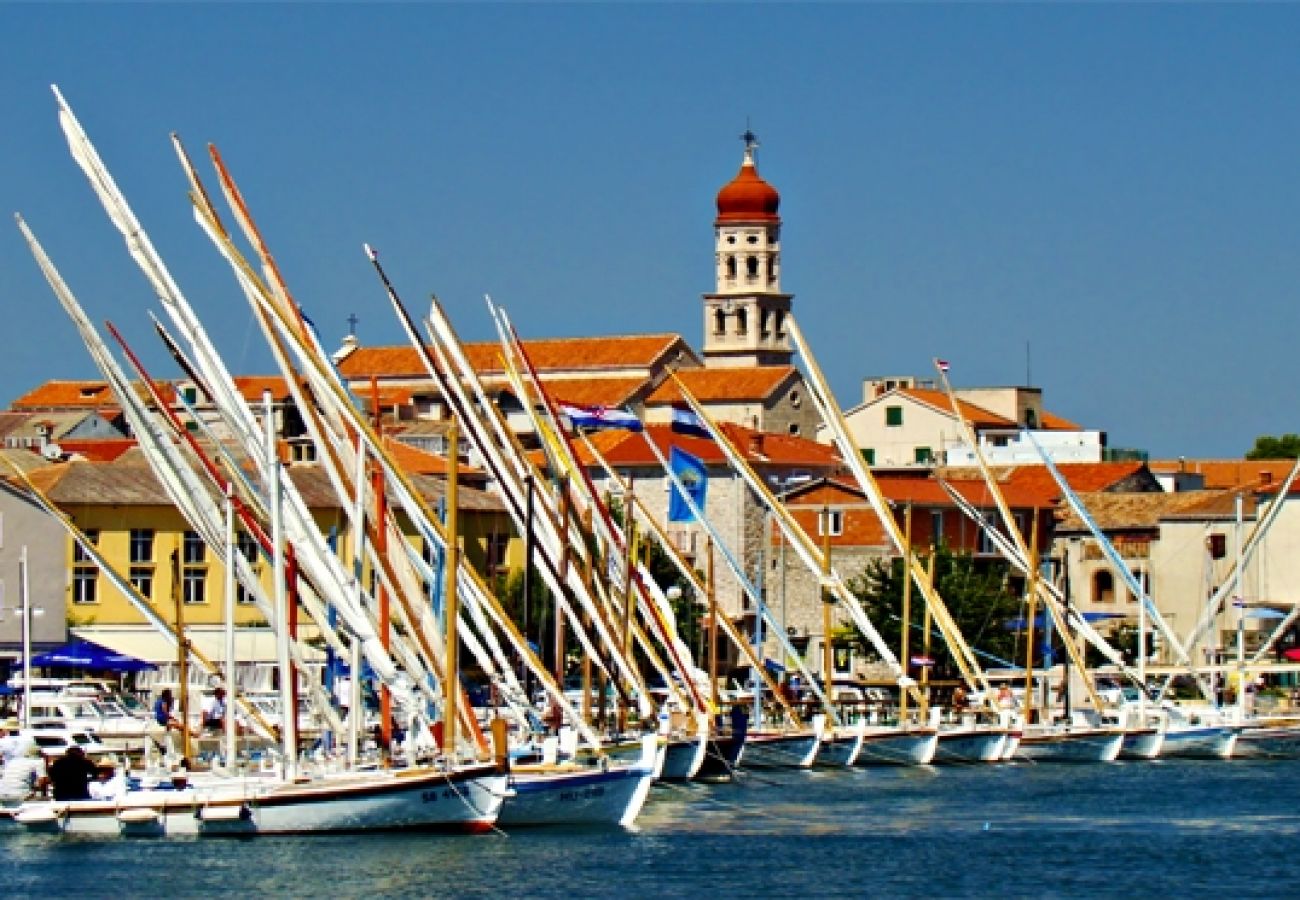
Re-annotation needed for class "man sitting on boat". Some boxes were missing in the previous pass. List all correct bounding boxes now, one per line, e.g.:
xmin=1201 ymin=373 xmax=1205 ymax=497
xmin=47 ymin=746 xmax=101 ymax=802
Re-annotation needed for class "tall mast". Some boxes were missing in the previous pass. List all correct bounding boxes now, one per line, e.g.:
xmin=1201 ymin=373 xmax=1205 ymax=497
xmin=171 ymin=545 xmax=192 ymax=761
xmin=444 ymin=423 xmax=460 ymax=758
xmin=1024 ymin=512 xmax=1040 ymax=725
xmin=224 ymin=484 xmax=238 ymax=763
xmin=899 ymin=504 xmax=913 ymax=722
xmin=266 ymin=391 xmax=296 ymax=777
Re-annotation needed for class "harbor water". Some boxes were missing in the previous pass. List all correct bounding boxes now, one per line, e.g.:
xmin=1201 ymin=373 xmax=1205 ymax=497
xmin=4 ymin=759 xmax=1298 ymax=897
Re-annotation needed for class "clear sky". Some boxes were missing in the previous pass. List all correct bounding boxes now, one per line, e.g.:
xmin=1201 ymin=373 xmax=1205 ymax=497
xmin=2 ymin=3 xmax=1298 ymax=459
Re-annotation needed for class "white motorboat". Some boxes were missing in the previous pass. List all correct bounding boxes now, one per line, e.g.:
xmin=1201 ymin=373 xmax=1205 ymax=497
xmin=853 ymin=725 xmax=938 ymax=766
xmin=1015 ymin=725 xmax=1124 ymax=762
xmin=934 ymin=725 xmax=1010 ymax=764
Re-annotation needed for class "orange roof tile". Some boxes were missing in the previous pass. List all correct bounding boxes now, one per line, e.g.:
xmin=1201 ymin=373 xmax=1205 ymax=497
xmin=645 ymin=366 xmax=797 ymax=405
xmin=1040 ymin=410 xmax=1082 ymax=430
xmin=898 ymin=388 xmax=1015 ymax=429
xmin=58 ymin=439 xmax=137 ymax=463
xmin=338 ymin=334 xmax=691 ymax=380
xmin=12 ymin=380 xmax=117 ymax=409
xmin=1148 ymin=459 xmax=1298 ymax=491
xmin=232 ymin=376 xmax=297 ymax=403
xmin=541 ymin=377 xmax=649 ymax=408
xmin=574 ymin=422 xmax=841 ymax=470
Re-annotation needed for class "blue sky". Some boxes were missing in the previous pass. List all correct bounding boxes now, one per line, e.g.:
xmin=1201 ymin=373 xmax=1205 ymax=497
xmin=2 ymin=3 xmax=1298 ymax=459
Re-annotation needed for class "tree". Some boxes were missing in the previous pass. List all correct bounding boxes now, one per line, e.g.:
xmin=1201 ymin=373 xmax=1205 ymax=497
xmin=846 ymin=548 xmax=1024 ymax=679
xmin=1246 ymin=433 xmax=1300 ymax=460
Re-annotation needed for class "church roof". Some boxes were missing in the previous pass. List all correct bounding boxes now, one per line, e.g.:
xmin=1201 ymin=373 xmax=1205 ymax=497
xmin=715 ymin=145 xmax=780 ymax=225
xmin=645 ymin=366 xmax=797 ymax=405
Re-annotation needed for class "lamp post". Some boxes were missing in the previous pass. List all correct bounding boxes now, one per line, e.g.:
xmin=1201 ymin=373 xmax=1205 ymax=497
xmin=9 ymin=546 xmax=45 ymax=730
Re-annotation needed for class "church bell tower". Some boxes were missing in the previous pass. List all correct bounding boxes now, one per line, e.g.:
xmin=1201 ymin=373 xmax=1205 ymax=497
xmin=702 ymin=131 xmax=794 ymax=369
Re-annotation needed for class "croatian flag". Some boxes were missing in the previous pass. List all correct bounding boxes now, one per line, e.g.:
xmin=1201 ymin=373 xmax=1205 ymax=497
xmin=936 ymin=359 xmax=950 ymax=373
xmin=669 ymin=404 xmax=711 ymax=440
xmin=558 ymin=402 xmax=643 ymax=432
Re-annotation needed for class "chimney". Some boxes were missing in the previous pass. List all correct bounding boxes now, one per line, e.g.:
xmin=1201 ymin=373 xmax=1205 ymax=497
xmin=748 ymin=433 xmax=764 ymax=457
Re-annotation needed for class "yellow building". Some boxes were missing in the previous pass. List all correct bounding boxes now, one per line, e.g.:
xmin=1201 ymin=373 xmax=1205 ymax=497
xmin=25 ymin=451 xmax=517 ymax=668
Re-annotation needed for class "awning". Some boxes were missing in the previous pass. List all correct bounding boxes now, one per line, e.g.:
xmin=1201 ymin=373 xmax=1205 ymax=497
xmin=27 ymin=638 xmax=156 ymax=673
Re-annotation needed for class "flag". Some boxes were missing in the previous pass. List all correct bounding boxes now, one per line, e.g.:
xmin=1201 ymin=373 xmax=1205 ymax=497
xmin=558 ymin=402 xmax=643 ymax=432
xmin=669 ymin=403 xmax=711 ymax=439
xmin=936 ymin=359 xmax=950 ymax=373
xmin=668 ymin=446 xmax=708 ymax=523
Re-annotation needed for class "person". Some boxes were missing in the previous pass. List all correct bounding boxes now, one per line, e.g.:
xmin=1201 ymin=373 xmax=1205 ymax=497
xmin=0 ymin=718 xmax=22 ymax=763
xmin=47 ymin=746 xmax=100 ymax=801
xmin=952 ymin=685 xmax=969 ymax=712
xmin=154 ymin=689 xmax=183 ymax=732
xmin=202 ymin=687 xmax=227 ymax=733
xmin=997 ymin=684 xmax=1015 ymax=710
xmin=0 ymin=744 xmax=46 ymax=803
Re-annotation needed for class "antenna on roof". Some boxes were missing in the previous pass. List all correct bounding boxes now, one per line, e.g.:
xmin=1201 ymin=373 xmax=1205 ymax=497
xmin=1025 ymin=340 xmax=1032 ymax=387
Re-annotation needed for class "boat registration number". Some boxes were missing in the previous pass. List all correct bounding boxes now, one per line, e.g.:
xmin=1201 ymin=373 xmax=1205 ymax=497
xmin=558 ymin=786 xmax=605 ymax=802
xmin=421 ymin=789 xmax=457 ymax=803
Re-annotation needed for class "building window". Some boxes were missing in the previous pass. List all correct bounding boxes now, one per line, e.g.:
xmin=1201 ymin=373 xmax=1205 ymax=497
xmin=130 ymin=566 xmax=153 ymax=601
xmin=788 ymin=423 xmax=800 ymax=435
xmin=914 ymin=447 xmax=933 ymax=464
xmin=976 ymin=514 xmax=998 ymax=555
xmin=1094 ymin=570 xmax=1115 ymax=604
xmin=181 ymin=386 xmax=198 ymax=405
xmin=181 ymin=531 xmax=208 ymax=604
xmin=713 ymin=309 xmax=726 ymax=335
xmin=861 ymin=448 xmax=875 ymax=466
xmin=885 ymin=406 xmax=903 ymax=427
xmin=1025 ymin=409 xmax=1038 ymax=429
xmin=73 ymin=567 xmax=98 ymax=604
xmin=789 ymin=389 xmax=801 ymax=409
xmin=735 ymin=308 xmax=748 ymax=335
xmin=818 ymin=510 xmax=844 ymax=537
xmin=484 ymin=533 xmax=509 ymax=578
xmin=930 ymin=511 xmax=944 ymax=547
xmin=235 ymin=532 xmax=261 ymax=605
xmin=746 ymin=256 xmax=759 ymax=279
xmin=725 ymin=256 xmax=736 ymax=280
xmin=130 ymin=528 xmax=155 ymax=564
xmin=183 ymin=531 xmax=206 ymax=565
xmin=72 ymin=528 xmax=99 ymax=604
xmin=182 ymin=568 xmax=207 ymax=605
xmin=1129 ymin=569 xmax=1148 ymax=603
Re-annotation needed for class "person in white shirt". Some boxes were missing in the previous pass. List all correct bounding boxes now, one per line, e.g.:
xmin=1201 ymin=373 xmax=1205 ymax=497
xmin=201 ymin=687 xmax=227 ymax=733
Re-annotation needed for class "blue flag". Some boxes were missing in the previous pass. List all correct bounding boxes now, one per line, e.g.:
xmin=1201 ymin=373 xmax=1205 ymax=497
xmin=669 ymin=404 xmax=711 ymax=439
xmin=668 ymin=446 xmax=708 ymax=523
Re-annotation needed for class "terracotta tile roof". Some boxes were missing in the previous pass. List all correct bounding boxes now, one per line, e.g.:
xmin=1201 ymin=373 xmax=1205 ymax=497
xmin=11 ymin=380 xmax=115 ymax=409
xmin=230 ymin=376 xmax=298 ymax=403
xmin=337 ymin=334 xmax=692 ymax=379
xmin=540 ymin=377 xmax=649 ymax=408
xmin=786 ymin=505 xmax=891 ymax=549
xmin=1148 ymin=459 xmax=1299 ymax=491
xmin=574 ymin=422 xmax=842 ymax=470
xmin=1039 ymin=410 xmax=1082 ymax=431
xmin=1055 ymin=490 xmax=1252 ymax=532
xmin=645 ymin=366 xmax=797 ymax=405
xmin=896 ymin=388 xmax=1016 ymax=429
xmin=58 ymin=439 xmax=137 ymax=463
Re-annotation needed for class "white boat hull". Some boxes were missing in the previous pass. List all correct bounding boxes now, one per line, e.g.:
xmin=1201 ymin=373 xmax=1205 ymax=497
xmin=1231 ymin=724 xmax=1300 ymax=759
xmin=817 ymin=725 xmax=864 ymax=767
xmin=1161 ymin=725 xmax=1239 ymax=759
xmin=1016 ymin=728 xmax=1123 ymax=763
xmin=934 ymin=727 xmax=1008 ymax=764
xmin=658 ymin=732 xmax=708 ymax=782
xmin=498 ymin=764 xmax=654 ymax=827
xmin=14 ymin=765 xmax=505 ymax=836
xmin=1118 ymin=727 xmax=1165 ymax=760
xmin=853 ymin=728 xmax=938 ymax=766
xmin=741 ymin=730 xmax=821 ymax=769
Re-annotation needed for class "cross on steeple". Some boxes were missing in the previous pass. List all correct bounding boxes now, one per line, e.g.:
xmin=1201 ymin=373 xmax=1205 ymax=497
xmin=740 ymin=122 xmax=759 ymax=152
xmin=346 ymin=313 xmax=359 ymax=337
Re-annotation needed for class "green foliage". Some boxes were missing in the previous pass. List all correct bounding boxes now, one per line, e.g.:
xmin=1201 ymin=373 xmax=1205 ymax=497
xmin=846 ymin=548 xmax=1023 ymax=677
xmin=1246 ymin=433 xmax=1300 ymax=460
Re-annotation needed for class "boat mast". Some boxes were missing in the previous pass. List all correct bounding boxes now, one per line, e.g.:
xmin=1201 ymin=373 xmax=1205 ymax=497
xmin=822 ymin=508 xmax=835 ymax=706
xmin=899 ymin=504 xmax=913 ymax=723
xmin=445 ymin=423 xmax=460 ymax=759
xmin=266 ymin=391 xmax=296 ymax=778
xmin=224 ymin=484 xmax=238 ymax=763
xmin=1235 ymin=491 xmax=1246 ymax=722
xmin=1024 ymin=513 xmax=1039 ymax=725
xmin=171 ymin=546 xmax=192 ymax=761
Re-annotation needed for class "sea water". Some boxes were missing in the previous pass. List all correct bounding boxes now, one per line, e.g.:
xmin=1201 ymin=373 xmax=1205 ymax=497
xmin=4 ymin=759 xmax=1298 ymax=898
